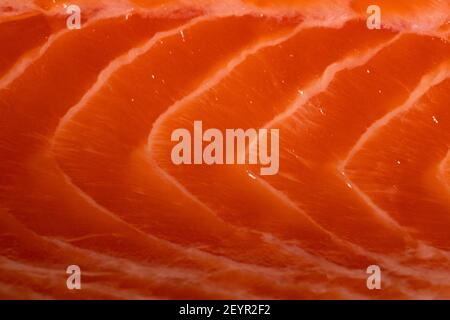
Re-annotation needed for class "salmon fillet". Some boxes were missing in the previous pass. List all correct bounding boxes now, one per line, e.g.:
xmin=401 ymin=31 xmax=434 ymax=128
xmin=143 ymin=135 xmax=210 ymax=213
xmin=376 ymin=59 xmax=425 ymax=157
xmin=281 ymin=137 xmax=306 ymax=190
xmin=0 ymin=0 xmax=449 ymax=299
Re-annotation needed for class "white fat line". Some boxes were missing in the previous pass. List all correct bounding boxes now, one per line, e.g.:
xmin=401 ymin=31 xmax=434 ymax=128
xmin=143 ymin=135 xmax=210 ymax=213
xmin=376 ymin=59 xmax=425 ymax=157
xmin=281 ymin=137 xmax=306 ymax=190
xmin=146 ymin=23 xmax=305 ymax=149
xmin=55 ymin=167 xmax=227 ymax=266
xmin=144 ymin=157 xmax=222 ymax=217
xmin=0 ymin=28 xmax=69 ymax=88
xmin=0 ymin=256 xmax=65 ymax=277
xmin=0 ymin=8 xmax=125 ymax=89
xmin=3 ymin=0 xmax=447 ymax=36
xmin=53 ymin=237 xmax=294 ymax=293
xmin=145 ymin=156 xmax=356 ymax=280
xmin=143 ymin=17 xmax=363 ymax=245
xmin=252 ymin=177 xmax=450 ymax=289
xmin=437 ymin=149 xmax=450 ymax=194
xmin=146 ymin=16 xmax=353 ymax=151
xmin=143 ymin=21 xmax=309 ymax=219
xmin=52 ymin=158 xmax=292 ymax=279
xmin=254 ymin=175 xmax=360 ymax=246
xmin=259 ymin=232 xmax=368 ymax=279
xmin=37 ymin=10 xmax=355 ymax=276
xmin=340 ymin=237 xmax=450 ymax=287
xmin=131 ymin=0 xmax=355 ymax=21
xmin=0 ymin=282 xmax=52 ymax=299
xmin=242 ymin=34 xmax=405 ymax=235
xmin=0 ymin=256 xmax=183 ymax=299
xmin=146 ymin=18 xmax=399 ymax=259
xmin=1 ymin=184 xmax=174 ymax=267
xmin=380 ymin=5 xmax=450 ymax=38
xmin=49 ymin=241 xmax=207 ymax=282
xmin=342 ymin=62 xmax=450 ymax=168
xmin=48 ymin=13 xmax=225 ymax=220
xmin=0 ymin=13 xmax=401 ymax=273
xmin=146 ymin=17 xmax=356 ymax=153
xmin=0 ymin=5 xmax=201 ymax=89
xmin=52 ymin=15 xmax=211 ymax=143
xmin=407 ymin=26 xmax=450 ymax=41
xmin=263 ymin=33 xmax=402 ymax=131
xmin=341 ymin=172 xmax=411 ymax=233
xmin=357 ymin=243 xmax=450 ymax=287
xmin=337 ymin=62 xmax=450 ymax=232
xmin=0 ymin=0 xmax=353 ymax=22
xmin=3 ymin=0 xmax=134 ymax=19
xmin=0 ymin=0 xmax=37 ymax=16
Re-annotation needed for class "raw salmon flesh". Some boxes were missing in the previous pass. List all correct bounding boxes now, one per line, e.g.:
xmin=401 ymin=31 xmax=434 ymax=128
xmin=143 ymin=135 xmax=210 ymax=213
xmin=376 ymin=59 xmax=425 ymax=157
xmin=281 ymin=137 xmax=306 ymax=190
xmin=0 ymin=0 xmax=450 ymax=299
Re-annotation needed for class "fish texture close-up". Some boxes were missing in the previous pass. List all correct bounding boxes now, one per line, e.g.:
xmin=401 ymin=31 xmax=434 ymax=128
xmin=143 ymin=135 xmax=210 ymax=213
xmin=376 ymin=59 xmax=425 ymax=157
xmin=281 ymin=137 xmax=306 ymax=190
xmin=0 ymin=0 xmax=450 ymax=300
